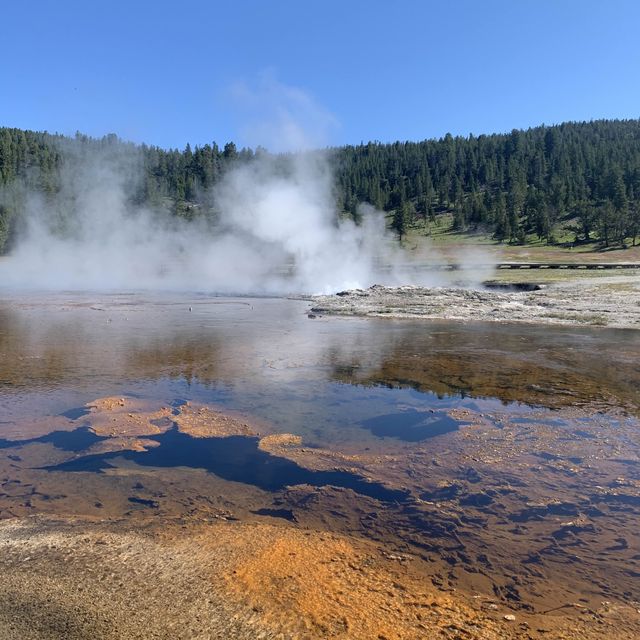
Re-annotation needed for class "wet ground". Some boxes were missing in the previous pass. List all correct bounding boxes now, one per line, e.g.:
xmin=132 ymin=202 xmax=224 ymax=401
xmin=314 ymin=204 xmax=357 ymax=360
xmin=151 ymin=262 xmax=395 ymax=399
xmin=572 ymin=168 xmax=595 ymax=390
xmin=1 ymin=292 xmax=639 ymax=638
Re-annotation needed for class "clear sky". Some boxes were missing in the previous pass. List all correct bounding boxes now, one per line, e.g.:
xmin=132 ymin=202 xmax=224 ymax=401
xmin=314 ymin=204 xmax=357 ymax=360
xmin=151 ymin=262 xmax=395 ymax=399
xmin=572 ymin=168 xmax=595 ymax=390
xmin=2 ymin=0 xmax=639 ymax=150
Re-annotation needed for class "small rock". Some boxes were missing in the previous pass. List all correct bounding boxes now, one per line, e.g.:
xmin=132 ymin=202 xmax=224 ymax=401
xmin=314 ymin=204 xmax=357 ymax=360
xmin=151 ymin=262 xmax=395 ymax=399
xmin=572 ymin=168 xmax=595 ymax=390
xmin=504 ymin=614 xmax=516 ymax=621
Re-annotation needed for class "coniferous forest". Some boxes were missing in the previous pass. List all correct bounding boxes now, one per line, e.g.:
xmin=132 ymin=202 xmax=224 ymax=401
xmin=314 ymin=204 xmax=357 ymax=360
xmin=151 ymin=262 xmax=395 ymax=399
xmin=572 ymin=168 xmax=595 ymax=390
xmin=1 ymin=118 xmax=640 ymax=254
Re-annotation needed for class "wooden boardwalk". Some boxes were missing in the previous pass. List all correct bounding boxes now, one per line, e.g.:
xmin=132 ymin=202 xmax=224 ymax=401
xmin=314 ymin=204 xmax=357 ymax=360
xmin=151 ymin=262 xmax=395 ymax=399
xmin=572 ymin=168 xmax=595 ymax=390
xmin=495 ymin=262 xmax=640 ymax=270
xmin=408 ymin=262 xmax=640 ymax=271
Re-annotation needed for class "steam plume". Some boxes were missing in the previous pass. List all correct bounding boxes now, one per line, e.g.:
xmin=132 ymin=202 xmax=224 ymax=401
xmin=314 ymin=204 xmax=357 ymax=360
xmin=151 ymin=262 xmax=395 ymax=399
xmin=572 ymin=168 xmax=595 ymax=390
xmin=0 ymin=77 xmax=494 ymax=293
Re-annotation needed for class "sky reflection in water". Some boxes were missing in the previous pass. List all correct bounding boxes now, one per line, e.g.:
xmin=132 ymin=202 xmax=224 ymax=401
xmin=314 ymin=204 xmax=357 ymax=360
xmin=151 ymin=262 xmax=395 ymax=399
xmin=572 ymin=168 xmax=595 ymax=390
xmin=0 ymin=292 xmax=639 ymax=450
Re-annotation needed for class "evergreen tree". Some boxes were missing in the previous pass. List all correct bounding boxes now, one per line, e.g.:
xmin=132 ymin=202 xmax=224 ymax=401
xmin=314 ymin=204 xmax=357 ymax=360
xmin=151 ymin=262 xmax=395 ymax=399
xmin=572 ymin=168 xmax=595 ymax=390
xmin=3 ymin=119 xmax=640 ymax=254
xmin=391 ymin=203 xmax=409 ymax=241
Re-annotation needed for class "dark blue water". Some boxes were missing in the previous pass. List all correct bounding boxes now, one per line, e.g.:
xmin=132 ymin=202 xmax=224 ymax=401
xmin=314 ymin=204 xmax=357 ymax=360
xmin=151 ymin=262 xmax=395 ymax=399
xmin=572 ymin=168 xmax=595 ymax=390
xmin=42 ymin=425 xmax=409 ymax=502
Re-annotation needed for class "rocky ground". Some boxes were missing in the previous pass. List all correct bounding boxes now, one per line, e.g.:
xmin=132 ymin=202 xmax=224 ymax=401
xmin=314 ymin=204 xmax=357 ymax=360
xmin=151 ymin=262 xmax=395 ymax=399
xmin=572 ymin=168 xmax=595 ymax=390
xmin=308 ymin=274 xmax=640 ymax=329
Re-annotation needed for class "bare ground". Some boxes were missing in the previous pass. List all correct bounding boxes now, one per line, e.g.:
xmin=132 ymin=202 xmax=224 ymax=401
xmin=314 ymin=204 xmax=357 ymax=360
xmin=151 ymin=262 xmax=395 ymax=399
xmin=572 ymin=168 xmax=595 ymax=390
xmin=2 ymin=516 xmax=638 ymax=640
xmin=309 ymin=274 xmax=640 ymax=329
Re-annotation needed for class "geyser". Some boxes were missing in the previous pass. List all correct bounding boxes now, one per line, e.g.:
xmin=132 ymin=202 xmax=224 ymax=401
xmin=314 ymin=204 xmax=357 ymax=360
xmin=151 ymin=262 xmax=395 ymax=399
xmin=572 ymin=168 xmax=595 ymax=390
xmin=0 ymin=139 xmax=408 ymax=293
xmin=0 ymin=77 xmax=495 ymax=293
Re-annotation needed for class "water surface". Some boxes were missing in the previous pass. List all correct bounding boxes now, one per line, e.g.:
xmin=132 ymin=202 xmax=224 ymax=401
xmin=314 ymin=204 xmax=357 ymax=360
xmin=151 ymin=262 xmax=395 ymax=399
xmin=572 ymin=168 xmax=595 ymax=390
xmin=2 ymin=291 xmax=638 ymax=441
xmin=1 ymin=291 xmax=640 ymax=612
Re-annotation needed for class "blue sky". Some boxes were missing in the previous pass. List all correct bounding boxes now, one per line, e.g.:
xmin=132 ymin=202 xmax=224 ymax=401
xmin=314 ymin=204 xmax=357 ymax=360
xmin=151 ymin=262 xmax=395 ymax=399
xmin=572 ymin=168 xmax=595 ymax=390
xmin=2 ymin=0 xmax=639 ymax=150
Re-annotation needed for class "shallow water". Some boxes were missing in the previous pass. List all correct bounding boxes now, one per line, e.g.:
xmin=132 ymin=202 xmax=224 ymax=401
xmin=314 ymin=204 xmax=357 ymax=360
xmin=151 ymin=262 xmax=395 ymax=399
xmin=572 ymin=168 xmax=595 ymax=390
xmin=1 ymin=291 xmax=638 ymax=439
xmin=1 ymin=291 xmax=640 ymax=614
xmin=0 ymin=291 xmax=639 ymax=473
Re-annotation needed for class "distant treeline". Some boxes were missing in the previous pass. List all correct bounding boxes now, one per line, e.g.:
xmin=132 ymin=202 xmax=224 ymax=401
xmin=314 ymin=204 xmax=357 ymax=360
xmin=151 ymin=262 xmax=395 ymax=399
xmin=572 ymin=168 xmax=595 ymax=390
xmin=336 ymin=119 xmax=640 ymax=246
xmin=0 ymin=130 xmax=248 ymax=252
xmin=2 ymin=119 xmax=640 ymax=253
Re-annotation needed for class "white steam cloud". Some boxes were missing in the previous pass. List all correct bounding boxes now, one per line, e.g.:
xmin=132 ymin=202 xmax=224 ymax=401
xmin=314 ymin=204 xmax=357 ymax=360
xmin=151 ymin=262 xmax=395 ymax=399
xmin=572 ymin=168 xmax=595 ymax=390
xmin=0 ymin=77 xmax=495 ymax=294
xmin=229 ymin=70 xmax=339 ymax=153
xmin=0 ymin=147 xmax=404 ymax=294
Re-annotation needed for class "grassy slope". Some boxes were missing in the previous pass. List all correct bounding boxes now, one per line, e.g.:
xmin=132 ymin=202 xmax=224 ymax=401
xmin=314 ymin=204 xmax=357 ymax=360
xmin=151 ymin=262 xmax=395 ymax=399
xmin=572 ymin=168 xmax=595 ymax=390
xmin=399 ymin=215 xmax=640 ymax=264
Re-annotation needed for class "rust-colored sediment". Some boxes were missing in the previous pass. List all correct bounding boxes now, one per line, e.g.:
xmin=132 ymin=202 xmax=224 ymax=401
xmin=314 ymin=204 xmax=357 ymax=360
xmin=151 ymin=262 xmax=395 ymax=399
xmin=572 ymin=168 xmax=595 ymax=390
xmin=220 ymin=523 xmax=496 ymax=639
xmin=86 ymin=396 xmax=172 ymax=437
xmin=1 ymin=397 xmax=640 ymax=638
xmin=174 ymin=402 xmax=262 ymax=438
xmin=2 ymin=517 xmax=638 ymax=640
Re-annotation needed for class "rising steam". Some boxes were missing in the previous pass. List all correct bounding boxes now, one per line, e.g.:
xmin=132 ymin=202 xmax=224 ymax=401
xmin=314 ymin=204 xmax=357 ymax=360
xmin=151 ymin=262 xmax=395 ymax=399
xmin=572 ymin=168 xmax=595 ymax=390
xmin=0 ymin=145 xmax=405 ymax=294
xmin=0 ymin=77 xmax=494 ymax=294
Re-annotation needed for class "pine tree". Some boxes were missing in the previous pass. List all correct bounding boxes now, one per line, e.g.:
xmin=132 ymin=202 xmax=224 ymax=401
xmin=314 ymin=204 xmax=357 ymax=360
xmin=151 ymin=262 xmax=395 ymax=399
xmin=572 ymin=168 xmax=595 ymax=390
xmin=392 ymin=204 xmax=408 ymax=241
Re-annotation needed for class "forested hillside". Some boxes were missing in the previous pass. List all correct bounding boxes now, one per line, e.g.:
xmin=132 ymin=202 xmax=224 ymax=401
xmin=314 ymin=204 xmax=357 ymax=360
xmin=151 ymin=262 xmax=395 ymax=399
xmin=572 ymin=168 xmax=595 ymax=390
xmin=1 ymin=119 xmax=640 ymax=254
xmin=336 ymin=120 xmax=640 ymax=246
